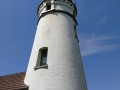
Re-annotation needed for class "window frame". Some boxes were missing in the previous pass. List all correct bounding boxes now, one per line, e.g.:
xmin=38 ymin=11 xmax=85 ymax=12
xmin=34 ymin=47 xmax=48 ymax=70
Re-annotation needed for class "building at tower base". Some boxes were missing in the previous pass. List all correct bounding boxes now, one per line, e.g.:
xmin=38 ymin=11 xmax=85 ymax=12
xmin=0 ymin=72 xmax=28 ymax=90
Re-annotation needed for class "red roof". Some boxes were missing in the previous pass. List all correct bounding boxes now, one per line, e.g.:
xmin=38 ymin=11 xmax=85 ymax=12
xmin=0 ymin=72 xmax=28 ymax=90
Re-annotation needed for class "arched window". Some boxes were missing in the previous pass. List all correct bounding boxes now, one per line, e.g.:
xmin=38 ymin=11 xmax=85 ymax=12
xmin=34 ymin=47 xmax=48 ymax=70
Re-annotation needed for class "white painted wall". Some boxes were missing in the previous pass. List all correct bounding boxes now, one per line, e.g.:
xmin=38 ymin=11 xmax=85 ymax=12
xmin=24 ymin=0 xmax=87 ymax=90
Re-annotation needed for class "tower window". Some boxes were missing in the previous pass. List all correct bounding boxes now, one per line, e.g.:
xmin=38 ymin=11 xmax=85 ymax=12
xmin=34 ymin=47 xmax=48 ymax=70
xmin=46 ymin=2 xmax=51 ymax=10
xmin=40 ymin=49 xmax=48 ymax=66
xmin=74 ymin=25 xmax=79 ymax=42
xmin=74 ymin=25 xmax=76 ymax=30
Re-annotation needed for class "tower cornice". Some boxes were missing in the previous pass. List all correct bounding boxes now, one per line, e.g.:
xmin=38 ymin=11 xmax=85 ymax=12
xmin=37 ymin=9 xmax=78 ymax=25
xmin=37 ymin=0 xmax=78 ymax=25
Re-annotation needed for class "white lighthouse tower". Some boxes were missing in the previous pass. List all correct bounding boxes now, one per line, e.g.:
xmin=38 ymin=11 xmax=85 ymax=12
xmin=24 ymin=0 xmax=87 ymax=90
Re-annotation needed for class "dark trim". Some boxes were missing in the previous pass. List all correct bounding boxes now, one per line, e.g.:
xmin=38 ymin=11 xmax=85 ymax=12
xmin=16 ymin=86 xmax=29 ymax=90
xmin=34 ymin=64 xmax=48 ymax=70
xmin=37 ymin=9 xmax=78 ymax=25
xmin=75 ymin=35 xmax=79 ymax=42
xmin=37 ymin=0 xmax=77 ymax=15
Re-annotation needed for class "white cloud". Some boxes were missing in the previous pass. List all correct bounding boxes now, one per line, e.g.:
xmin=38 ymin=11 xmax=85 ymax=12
xmin=79 ymin=35 xmax=120 ymax=56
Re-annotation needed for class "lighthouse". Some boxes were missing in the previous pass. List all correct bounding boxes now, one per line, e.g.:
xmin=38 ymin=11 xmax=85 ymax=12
xmin=24 ymin=0 xmax=87 ymax=90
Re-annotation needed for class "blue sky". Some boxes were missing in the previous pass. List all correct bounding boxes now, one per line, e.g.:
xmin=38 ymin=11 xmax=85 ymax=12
xmin=0 ymin=0 xmax=120 ymax=90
